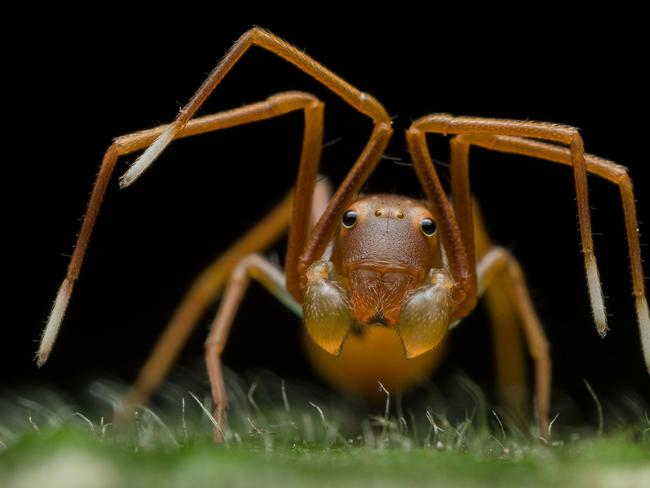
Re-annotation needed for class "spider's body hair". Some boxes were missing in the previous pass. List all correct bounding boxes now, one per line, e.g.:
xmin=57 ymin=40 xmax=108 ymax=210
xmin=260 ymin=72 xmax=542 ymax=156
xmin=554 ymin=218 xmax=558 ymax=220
xmin=638 ymin=297 xmax=650 ymax=373
xmin=586 ymin=253 xmax=608 ymax=337
xmin=120 ymin=125 xmax=175 ymax=188
xmin=37 ymin=281 xmax=71 ymax=366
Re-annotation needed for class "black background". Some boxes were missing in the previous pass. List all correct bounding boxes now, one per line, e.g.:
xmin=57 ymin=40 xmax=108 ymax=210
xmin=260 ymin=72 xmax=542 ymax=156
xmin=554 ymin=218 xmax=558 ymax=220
xmin=4 ymin=9 xmax=649 ymax=418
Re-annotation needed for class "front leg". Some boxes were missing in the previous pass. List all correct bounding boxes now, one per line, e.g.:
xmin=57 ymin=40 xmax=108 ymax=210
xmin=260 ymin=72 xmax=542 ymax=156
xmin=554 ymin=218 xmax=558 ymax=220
xmin=408 ymin=115 xmax=606 ymax=336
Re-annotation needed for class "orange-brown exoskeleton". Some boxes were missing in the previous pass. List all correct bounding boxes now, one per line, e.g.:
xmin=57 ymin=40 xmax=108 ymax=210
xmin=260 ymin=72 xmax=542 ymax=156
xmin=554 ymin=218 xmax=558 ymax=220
xmin=37 ymin=28 xmax=649 ymax=442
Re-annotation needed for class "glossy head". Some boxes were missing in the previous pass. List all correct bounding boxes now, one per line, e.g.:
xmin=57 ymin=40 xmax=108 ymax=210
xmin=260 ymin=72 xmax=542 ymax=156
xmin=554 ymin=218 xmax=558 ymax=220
xmin=331 ymin=194 xmax=443 ymax=326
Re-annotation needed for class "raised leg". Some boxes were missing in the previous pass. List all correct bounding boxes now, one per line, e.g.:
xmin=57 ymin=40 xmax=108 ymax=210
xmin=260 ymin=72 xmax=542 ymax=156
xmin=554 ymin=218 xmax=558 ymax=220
xmin=38 ymin=91 xmax=325 ymax=366
xmin=121 ymin=28 xmax=390 ymax=186
xmin=477 ymin=246 xmax=552 ymax=441
xmin=115 ymin=28 xmax=393 ymax=302
xmin=451 ymin=133 xmax=650 ymax=373
xmin=408 ymin=115 xmax=606 ymax=339
xmin=204 ymin=254 xmax=299 ymax=441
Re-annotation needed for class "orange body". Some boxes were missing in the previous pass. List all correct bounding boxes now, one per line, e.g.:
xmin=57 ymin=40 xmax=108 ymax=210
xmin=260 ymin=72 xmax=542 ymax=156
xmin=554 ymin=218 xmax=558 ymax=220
xmin=301 ymin=194 xmax=462 ymax=399
xmin=303 ymin=325 xmax=447 ymax=401
xmin=302 ymin=198 xmax=522 ymax=402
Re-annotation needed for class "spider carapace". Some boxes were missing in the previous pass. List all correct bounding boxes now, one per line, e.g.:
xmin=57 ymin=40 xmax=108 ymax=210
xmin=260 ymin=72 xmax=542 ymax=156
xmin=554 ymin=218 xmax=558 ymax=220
xmin=37 ymin=28 xmax=649 ymax=442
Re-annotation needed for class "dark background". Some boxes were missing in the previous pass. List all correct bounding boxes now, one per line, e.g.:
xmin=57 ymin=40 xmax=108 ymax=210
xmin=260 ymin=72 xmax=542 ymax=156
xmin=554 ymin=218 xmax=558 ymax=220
xmin=4 ymin=10 xmax=649 ymax=420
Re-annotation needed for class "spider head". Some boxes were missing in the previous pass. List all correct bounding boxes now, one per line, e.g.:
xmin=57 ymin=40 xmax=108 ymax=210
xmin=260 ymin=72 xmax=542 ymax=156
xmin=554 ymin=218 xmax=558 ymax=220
xmin=332 ymin=194 xmax=443 ymax=327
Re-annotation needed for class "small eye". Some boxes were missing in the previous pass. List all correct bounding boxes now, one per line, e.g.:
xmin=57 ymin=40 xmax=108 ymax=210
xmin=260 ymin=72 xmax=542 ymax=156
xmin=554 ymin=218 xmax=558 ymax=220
xmin=420 ymin=218 xmax=437 ymax=236
xmin=342 ymin=210 xmax=358 ymax=228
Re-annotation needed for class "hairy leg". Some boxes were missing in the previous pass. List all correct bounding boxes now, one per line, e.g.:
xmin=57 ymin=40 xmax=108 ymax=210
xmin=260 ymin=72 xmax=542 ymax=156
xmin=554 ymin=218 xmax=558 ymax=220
xmin=204 ymin=254 xmax=300 ymax=441
xmin=477 ymin=246 xmax=551 ymax=441
xmin=38 ymin=91 xmax=324 ymax=366
xmin=122 ymin=191 xmax=292 ymax=407
xmin=408 ymin=116 xmax=604 ymax=337
xmin=123 ymin=175 xmax=334 ymax=408
xmin=452 ymin=133 xmax=649 ymax=373
xmin=472 ymin=202 xmax=528 ymax=427
xmin=115 ymin=28 xmax=393 ymax=302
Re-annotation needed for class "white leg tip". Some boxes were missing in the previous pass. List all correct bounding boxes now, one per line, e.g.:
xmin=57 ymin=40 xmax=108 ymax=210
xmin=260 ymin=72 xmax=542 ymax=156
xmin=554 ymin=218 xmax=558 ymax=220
xmin=37 ymin=282 xmax=71 ymax=367
xmin=119 ymin=126 xmax=176 ymax=188
xmin=586 ymin=254 xmax=608 ymax=337
xmin=637 ymin=296 xmax=650 ymax=375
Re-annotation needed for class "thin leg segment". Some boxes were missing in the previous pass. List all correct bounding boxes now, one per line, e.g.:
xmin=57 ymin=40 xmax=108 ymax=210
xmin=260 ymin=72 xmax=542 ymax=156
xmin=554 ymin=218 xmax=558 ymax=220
xmin=115 ymin=28 xmax=393 ymax=301
xmin=122 ymin=191 xmax=293 ymax=407
xmin=408 ymin=115 xmax=606 ymax=337
xmin=121 ymin=28 xmax=390 ymax=187
xmin=296 ymin=122 xmax=392 ymax=296
xmin=38 ymin=92 xmax=325 ymax=366
xmin=123 ymin=176 xmax=334 ymax=408
xmin=477 ymin=246 xmax=552 ymax=441
xmin=204 ymin=254 xmax=298 ymax=441
xmin=473 ymin=203 xmax=528 ymax=428
xmin=452 ymin=133 xmax=650 ymax=372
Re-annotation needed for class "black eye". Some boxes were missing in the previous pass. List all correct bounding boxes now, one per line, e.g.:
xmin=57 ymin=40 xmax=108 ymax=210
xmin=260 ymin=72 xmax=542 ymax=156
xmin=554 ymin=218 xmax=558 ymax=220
xmin=342 ymin=210 xmax=358 ymax=228
xmin=420 ymin=218 xmax=437 ymax=236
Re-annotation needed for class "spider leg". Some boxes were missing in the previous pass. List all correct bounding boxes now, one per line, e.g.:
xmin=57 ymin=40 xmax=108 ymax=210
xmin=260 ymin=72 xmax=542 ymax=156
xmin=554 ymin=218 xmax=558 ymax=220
xmin=123 ymin=177 xmax=333 ymax=409
xmin=203 ymin=176 xmax=334 ymax=442
xmin=114 ymin=28 xmax=393 ymax=300
xmin=122 ymin=191 xmax=292 ymax=408
xmin=38 ymin=92 xmax=325 ymax=366
xmin=408 ymin=116 xmax=605 ymax=337
xmin=473 ymin=202 xmax=529 ymax=430
xmin=204 ymin=254 xmax=300 ymax=442
xmin=120 ymin=28 xmax=390 ymax=187
xmin=454 ymin=134 xmax=650 ymax=373
xmin=476 ymin=245 xmax=551 ymax=442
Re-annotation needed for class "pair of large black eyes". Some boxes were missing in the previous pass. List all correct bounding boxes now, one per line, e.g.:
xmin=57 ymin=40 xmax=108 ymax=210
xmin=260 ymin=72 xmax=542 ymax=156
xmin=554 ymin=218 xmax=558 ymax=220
xmin=341 ymin=210 xmax=437 ymax=236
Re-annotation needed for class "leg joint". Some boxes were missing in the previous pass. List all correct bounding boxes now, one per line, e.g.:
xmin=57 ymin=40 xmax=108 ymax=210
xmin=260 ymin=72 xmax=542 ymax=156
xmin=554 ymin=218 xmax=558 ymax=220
xmin=205 ymin=337 xmax=225 ymax=355
xmin=266 ymin=91 xmax=324 ymax=114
